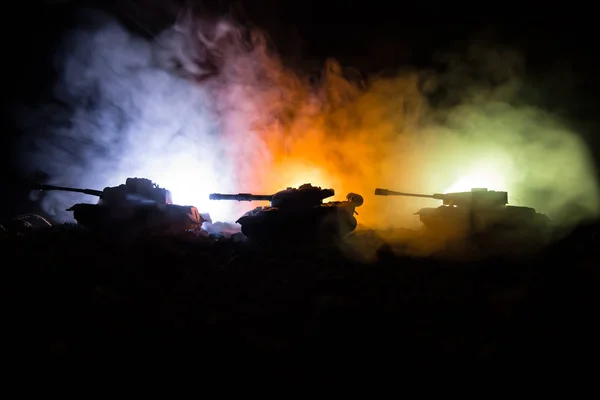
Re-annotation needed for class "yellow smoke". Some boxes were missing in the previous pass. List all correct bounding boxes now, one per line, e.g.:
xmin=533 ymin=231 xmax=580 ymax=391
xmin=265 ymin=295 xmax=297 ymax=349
xmin=158 ymin=13 xmax=600 ymax=233
xmin=226 ymin=53 xmax=599 ymax=232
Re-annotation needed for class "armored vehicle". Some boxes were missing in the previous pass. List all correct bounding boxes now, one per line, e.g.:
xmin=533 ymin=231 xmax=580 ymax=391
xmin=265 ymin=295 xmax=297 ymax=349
xmin=374 ymin=187 xmax=550 ymax=236
xmin=209 ymin=183 xmax=364 ymax=242
xmin=33 ymin=177 xmax=208 ymax=234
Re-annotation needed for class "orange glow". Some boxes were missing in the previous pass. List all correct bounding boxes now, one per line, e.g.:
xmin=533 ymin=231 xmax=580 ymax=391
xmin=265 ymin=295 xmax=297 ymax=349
xmin=206 ymin=57 xmax=599 ymax=229
xmin=221 ymin=65 xmax=432 ymax=229
xmin=269 ymin=161 xmax=334 ymax=191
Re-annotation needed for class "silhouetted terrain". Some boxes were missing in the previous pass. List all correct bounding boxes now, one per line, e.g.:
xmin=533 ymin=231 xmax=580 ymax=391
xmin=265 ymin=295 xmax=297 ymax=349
xmin=2 ymin=221 xmax=598 ymax=376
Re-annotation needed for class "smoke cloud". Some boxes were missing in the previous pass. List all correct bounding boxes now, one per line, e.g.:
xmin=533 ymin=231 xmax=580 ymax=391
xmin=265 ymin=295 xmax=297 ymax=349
xmin=16 ymin=7 xmax=599 ymax=238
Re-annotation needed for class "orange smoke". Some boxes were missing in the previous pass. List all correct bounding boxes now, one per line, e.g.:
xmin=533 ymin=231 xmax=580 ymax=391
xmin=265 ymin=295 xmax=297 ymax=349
xmin=202 ymin=20 xmax=599 ymax=230
xmin=223 ymin=58 xmax=435 ymax=229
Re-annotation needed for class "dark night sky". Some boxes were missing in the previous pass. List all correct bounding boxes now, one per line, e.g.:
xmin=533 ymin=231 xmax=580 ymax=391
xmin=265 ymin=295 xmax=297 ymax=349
xmin=1 ymin=0 xmax=598 ymax=216
xmin=6 ymin=1 xmax=599 ymax=100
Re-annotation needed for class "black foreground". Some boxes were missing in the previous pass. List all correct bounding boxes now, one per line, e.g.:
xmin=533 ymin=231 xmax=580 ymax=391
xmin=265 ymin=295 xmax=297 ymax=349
xmin=1 ymin=222 xmax=599 ymax=377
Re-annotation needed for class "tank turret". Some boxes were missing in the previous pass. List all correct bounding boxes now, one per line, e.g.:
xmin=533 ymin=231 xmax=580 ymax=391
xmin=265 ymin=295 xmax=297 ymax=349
xmin=209 ymin=183 xmax=364 ymax=242
xmin=375 ymin=187 xmax=549 ymax=236
xmin=33 ymin=178 xmax=208 ymax=234
xmin=374 ymin=187 xmax=508 ymax=208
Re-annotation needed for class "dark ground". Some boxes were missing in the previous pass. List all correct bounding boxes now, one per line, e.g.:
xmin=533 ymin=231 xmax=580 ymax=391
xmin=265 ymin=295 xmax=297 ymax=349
xmin=1 ymin=221 xmax=599 ymax=376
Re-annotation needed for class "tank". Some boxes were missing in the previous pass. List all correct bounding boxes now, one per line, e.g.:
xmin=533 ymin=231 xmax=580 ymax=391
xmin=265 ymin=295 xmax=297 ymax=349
xmin=32 ymin=177 xmax=209 ymax=234
xmin=209 ymin=183 xmax=364 ymax=242
xmin=374 ymin=187 xmax=550 ymax=235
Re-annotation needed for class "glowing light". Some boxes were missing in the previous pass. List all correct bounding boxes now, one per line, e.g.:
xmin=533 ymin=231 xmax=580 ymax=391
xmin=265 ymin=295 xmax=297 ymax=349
xmin=444 ymin=166 xmax=506 ymax=193
xmin=269 ymin=161 xmax=334 ymax=192
xmin=113 ymin=154 xmax=241 ymax=223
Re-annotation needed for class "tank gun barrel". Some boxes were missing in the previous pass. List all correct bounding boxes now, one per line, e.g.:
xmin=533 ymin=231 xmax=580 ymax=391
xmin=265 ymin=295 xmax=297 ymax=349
xmin=209 ymin=193 xmax=273 ymax=202
xmin=374 ymin=188 xmax=443 ymax=199
xmin=375 ymin=187 xmax=508 ymax=207
xmin=33 ymin=183 xmax=103 ymax=197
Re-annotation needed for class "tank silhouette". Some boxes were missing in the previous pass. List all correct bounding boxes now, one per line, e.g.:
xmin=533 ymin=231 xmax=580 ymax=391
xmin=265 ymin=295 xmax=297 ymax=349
xmin=374 ymin=187 xmax=550 ymax=235
xmin=209 ymin=183 xmax=364 ymax=242
xmin=33 ymin=178 xmax=208 ymax=234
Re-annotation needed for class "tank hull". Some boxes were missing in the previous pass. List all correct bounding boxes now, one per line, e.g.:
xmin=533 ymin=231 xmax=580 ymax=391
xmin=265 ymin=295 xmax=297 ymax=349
xmin=236 ymin=202 xmax=359 ymax=243
xmin=417 ymin=205 xmax=551 ymax=237
xmin=68 ymin=203 xmax=204 ymax=235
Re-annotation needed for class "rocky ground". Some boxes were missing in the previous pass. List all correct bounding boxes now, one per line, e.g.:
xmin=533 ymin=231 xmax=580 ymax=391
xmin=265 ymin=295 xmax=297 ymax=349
xmin=1 ymin=219 xmax=599 ymax=377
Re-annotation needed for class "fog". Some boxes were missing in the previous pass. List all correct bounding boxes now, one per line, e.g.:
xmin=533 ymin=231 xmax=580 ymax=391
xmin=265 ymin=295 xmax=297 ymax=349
xmin=16 ymin=7 xmax=599 ymax=237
